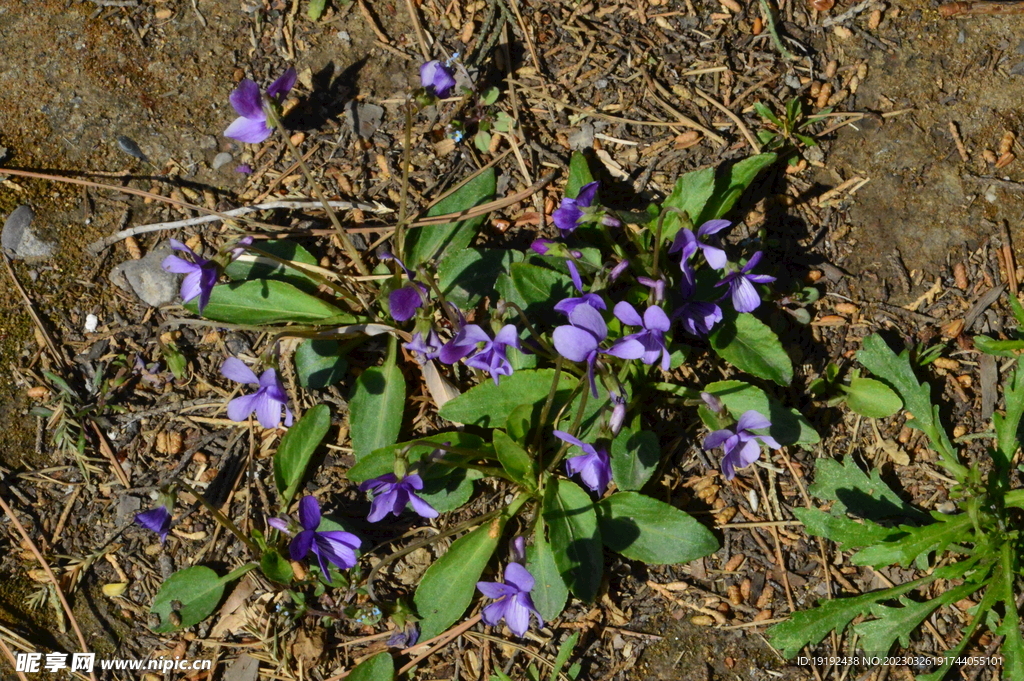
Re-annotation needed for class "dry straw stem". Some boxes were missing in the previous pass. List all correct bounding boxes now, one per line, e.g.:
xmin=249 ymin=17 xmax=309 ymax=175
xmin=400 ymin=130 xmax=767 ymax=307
xmin=2 ymin=251 xmax=69 ymax=370
xmin=0 ymin=493 xmax=98 ymax=681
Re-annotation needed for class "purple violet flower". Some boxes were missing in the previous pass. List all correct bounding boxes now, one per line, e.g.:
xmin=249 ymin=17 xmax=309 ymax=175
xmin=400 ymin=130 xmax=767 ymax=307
xmin=161 ymin=239 xmax=219 ymax=313
xmin=440 ymin=323 xmax=522 ymax=385
xmin=420 ymin=60 xmax=457 ymax=98
xmin=224 ymin=67 xmax=297 ymax=144
xmin=553 ymin=430 xmax=612 ymax=494
xmin=673 ymin=299 xmax=723 ymax=337
xmin=221 ymin=357 xmax=294 ymax=429
xmin=359 ymin=473 xmax=439 ymax=522
xmin=387 ymin=623 xmax=420 ymax=648
xmin=269 ymin=496 xmax=361 ymax=580
xmin=671 ymin=219 xmax=731 ymax=294
xmin=715 ymin=251 xmax=776 ymax=313
xmin=554 ymin=261 xmax=606 ymax=316
xmin=403 ymin=329 xmax=442 ymax=363
xmin=609 ymin=259 xmax=629 ymax=282
xmin=609 ymin=390 xmax=627 ymax=436
xmin=389 ymin=284 xmax=428 ymax=322
xmin=552 ymin=303 xmax=607 ymax=397
xmin=236 ymin=163 xmax=253 ymax=174
xmin=531 ymin=238 xmax=555 ymax=255
xmin=637 ymin=276 xmax=666 ymax=305
xmin=510 ymin=536 xmax=527 ymax=564
xmin=606 ymin=302 xmax=671 ymax=371
xmin=703 ymin=410 xmax=782 ymax=480
xmin=476 ymin=563 xmax=544 ymax=637
xmin=553 ymin=181 xmax=598 ymax=235
xmin=135 ymin=505 xmax=172 ymax=543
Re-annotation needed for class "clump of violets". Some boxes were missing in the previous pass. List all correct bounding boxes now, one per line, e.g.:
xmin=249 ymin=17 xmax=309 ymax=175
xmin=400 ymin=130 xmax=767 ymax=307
xmin=554 ymin=430 xmax=612 ymax=494
xmin=552 ymin=181 xmax=620 ymax=236
xmin=221 ymin=357 xmax=293 ymax=429
xmin=135 ymin=501 xmax=172 ymax=543
xmin=716 ymin=251 xmax=776 ymax=313
xmin=269 ymin=496 xmax=361 ymax=580
xmin=420 ymin=60 xmax=456 ymax=98
xmin=359 ymin=473 xmax=438 ymax=522
xmin=476 ymin=561 xmax=543 ymax=637
xmin=440 ymin=323 xmax=522 ymax=385
xmin=607 ymin=302 xmax=671 ymax=371
xmin=703 ymin=410 xmax=781 ymax=480
xmin=162 ymin=239 xmax=219 ymax=313
xmin=224 ymin=67 xmax=297 ymax=144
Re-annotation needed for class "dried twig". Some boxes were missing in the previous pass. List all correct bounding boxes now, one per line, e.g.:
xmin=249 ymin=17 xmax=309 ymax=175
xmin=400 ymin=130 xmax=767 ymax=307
xmin=693 ymin=86 xmax=762 ymax=153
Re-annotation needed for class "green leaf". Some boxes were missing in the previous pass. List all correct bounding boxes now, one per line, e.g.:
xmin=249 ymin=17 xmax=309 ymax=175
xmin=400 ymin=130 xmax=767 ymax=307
xmin=543 ymin=479 xmax=602 ymax=602
xmin=508 ymin=263 xmax=573 ymax=327
xmin=566 ymin=152 xmax=595 ymax=199
xmin=260 ymin=549 xmax=294 ymax=584
xmin=709 ymin=313 xmax=793 ymax=386
xmin=549 ymin=632 xmax=579 ymax=681
xmin=161 ymin=341 xmax=187 ymax=380
xmin=224 ymin=240 xmax=319 ymax=292
xmin=851 ymin=513 xmax=972 ymax=568
xmin=348 ymin=433 xmax=488 ymax=483
xmin=661 ymin=167 xmax=714 ymax=242
xmin=807 ymin=456 xmax=927 ymax=522
xmin=415 ymin=517 xmax=505 ymax=639
xmin=974 ymin=334 xmax=1024 ymax=357
xmin=306 ymin=0 xmax=326 ymax=20
xmin=840 ymin=376 xmax=902 ymax=418
xmin=791 ymin=507 xmax=901 ymax=551
xmin=856 ymin=334 xmax=963 ymax=478
xmin=474 ymin=130 xmax=492 ymax=153
xmin=996 ymin=546 xmax=1024 ymax=680
xmin=150 ymin=566 xmax=228 ymax=632
xmin=493 ymin=430 xmax=536 ymax=489
xmin=609 ymin=427 xmax=660 ymax=491
xmin=295 ymin=339 xmax=349 ymax=389
xmin=440 ymin=369 xmax=575 ymax=427
xmin=481 ymin=86 xmax=500 ymax=106
xmin=349 ymin=343 xmax=405 ymax=461
xmin=405 ymin=168 xmax=496 ymax=269
xmin=527 ymin=518 xmax=569 ymax=622
xmin=596 ymin=492 xmax=719 ymax=564
xmin=347 ymin=652 xmax=394 ymax=681
xmin=438 ymin=248 xmax=524 ymax=308
xmin=854 ymin=584 xmax=980 ymax=655
xmin=506 ymin=403 xmax=534 ymax=444
xmin=754 ymin=101 xmax=783 ymax=127
xmin=274 ymin=404 xmax=331 ymax=507
xmin=696 ymin=153 xmax=777 ymax=225
xmin=187 ymin=280 xmax=351 ymax=325
xmin=419 ymin=465 xmax=480 ymax=514
xmin=994 ymin=361 xmax=1024 ymax=471
xmin=702 ymin=380 xmax=819 ymax=447
xmin=767 ymin=578 xmax=926 ymax=658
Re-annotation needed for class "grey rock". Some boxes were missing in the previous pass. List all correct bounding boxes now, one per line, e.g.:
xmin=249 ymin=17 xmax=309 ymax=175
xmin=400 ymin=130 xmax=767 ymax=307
xmin=116 ymin=495 xmax=142 ymax=525
xmin=1011 ymin=61 xmax=1024 ymax=76
xmin=2 ymin=205 xmax=57 ymax=260
xmin=568 ymin=123 xmax=595 ymax=151
xmin=343 ymin=101 xmax=385 ymax=139
xmin=212 ymin=151 xmax=234 ymax=170
xmin=109 ymin=241 xmax=179 ymax=306
xmin=199 ymin=134 xmax=219 ymax=151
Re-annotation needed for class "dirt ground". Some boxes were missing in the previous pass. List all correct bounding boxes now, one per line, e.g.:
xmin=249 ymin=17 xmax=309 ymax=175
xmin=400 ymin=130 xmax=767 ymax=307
xmin=2 ymin=0 xmax=1023 ymax=679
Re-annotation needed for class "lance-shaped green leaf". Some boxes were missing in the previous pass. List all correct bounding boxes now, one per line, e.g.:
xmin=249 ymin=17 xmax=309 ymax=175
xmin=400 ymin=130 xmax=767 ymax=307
xmin=415 ymin=517 xmax=506 ymax=640
xmin=973 ymin=334 xmax=1024 ymax=357
xmin=696 ymin=153 xmax=777 ymax=225
xmin=609 ymin=427 xmax=660 ymax=491
xmin=349 ymin=341 xmax=405 ymax=461
xmin=224 ymin=239 xmax=319 ymax=292
xmin=274 ymin=404 xmax=331 ymax=507
xmin=995 ymin=543 xmax=1024 ymax=680
xmin=260 ymin=548 xmax=294 ymax=585
xmin=856 ymin=334 xmax=964 ymax=479
xmin=508 ymin=263 xmax=574 ymax=327
xmin=347 ymin=652 xmax=394 ymax=681
xmin=526 ymin=517 xmax=569 ymax=622
xmin=150 ymin=564 xmax=254 ymax=633
xmin=993 ymin=359 xmax=1024 ymax=472
xmin=438 ymin=248 xmax=524 ymax=308
xmin=543 ymin=478 xmax=602 ymax=602
xmin=348 ymin=432 xmax=490 ymax=483
xmin=854 ymin=584 xmax=980 ymax=655
xmin=807 ymin=456 xmax=927 ymax=522
xmin=596 ymin=492 xmax=719 ymax=564
xmin=840 ymin=376 xmax=902 ymax=419
xmin=295 ymin=339 xmax=349 ymax=389
xmin=709 ymin=312 xmax=793 ymax=386
xmin=404 ymin=168 xmax=496 ymax=269
xmin=566 ymin=152 xmax=595 ymax=199
xmin=661 ymin=167 xmax=714 ymax=242
xmin=187 ymin=279 xmax=353 ymax=325
xmin=493 ymin=429 xmax=536 ymax=489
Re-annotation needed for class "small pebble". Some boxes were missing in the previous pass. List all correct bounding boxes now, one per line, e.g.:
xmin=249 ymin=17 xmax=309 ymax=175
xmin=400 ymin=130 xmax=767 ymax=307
xmin=2 ymin=205 xmax=57 ymax=260
xmin=212 ymin=152 xmax=234 ymax=170
xmin=84 ymin=314 xmax=99 ymax=333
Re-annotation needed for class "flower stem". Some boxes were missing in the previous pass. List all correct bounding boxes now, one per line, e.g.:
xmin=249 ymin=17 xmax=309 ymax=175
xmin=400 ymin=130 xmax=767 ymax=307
xmin=176 ymin=479 xmax=259 ymax=554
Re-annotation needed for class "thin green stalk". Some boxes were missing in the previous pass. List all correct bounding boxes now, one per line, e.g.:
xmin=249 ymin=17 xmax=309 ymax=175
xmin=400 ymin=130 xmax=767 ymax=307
xmin=545 ymin=376 xmax=590 ymax=475
xmin=264 ymin=104 xmax=369 ymax=276
xmin=242 ymin=244 xmax=361 ymax=306
xmin=532 ymin=356 xmax=564 ymax=454
xmin=759 ymin=0 xmax=799 ymax=62
xmin=176 ymin=480 xmax=259 ymax=554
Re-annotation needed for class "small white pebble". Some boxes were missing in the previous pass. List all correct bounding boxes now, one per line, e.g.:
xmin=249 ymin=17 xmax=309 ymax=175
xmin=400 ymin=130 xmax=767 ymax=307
xmin=85 ymin=313 xmax=99 ymax=333
xmin=747 ymin=488 xmax=759 ymax=513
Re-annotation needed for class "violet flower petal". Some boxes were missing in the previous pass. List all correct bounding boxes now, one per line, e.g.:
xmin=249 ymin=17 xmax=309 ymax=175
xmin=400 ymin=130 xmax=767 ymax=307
xmin=613 ymin=301 xmax=644 ymax=327
xmin=298 ymin=495 xmax=321 ymax=531
xmin=229 ymin=79 xmax=263 ymax=118
xmin=224 ymin=116 xmax=272 ymax=144
xmin=267 ymin=67 xmax=297 ymax=100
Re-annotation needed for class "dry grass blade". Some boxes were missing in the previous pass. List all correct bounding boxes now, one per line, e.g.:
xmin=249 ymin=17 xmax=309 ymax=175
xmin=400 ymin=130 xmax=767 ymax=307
xmin=0 ymin=493 xmax=98 ymax=681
